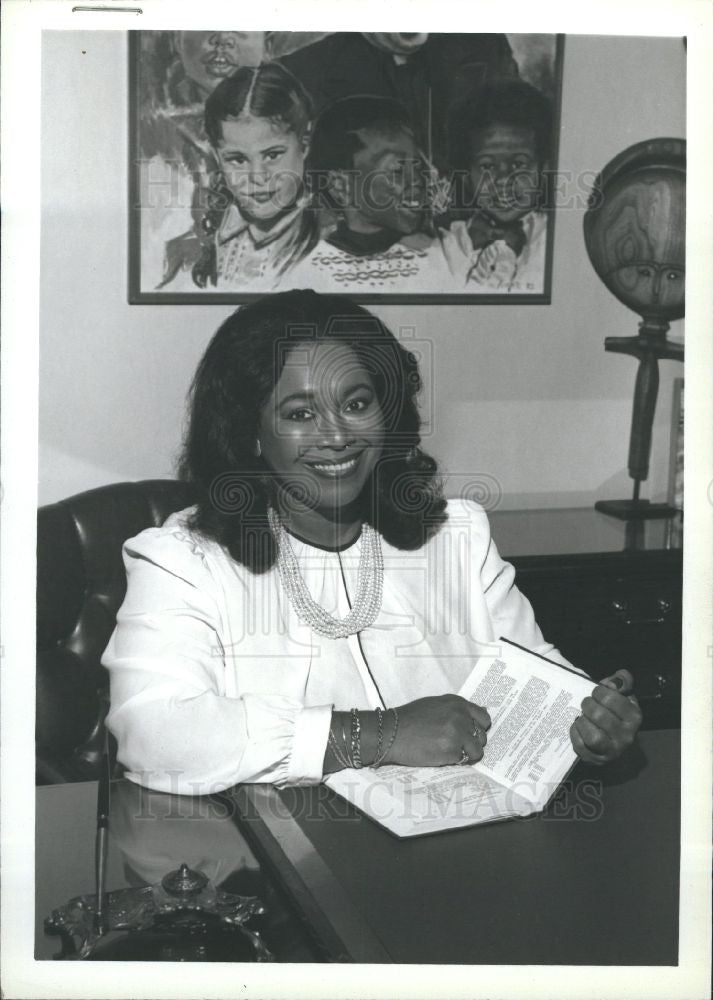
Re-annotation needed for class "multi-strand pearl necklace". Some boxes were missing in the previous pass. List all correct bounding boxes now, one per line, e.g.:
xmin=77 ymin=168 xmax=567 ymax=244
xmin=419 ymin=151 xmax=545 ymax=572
xmin=267 ymin=507 xmax=384 ymax=639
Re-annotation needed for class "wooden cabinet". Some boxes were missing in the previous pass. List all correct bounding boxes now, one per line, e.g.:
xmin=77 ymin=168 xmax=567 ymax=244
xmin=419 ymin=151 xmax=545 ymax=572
xmin=489 ymin=508 xmax=682 ymax=729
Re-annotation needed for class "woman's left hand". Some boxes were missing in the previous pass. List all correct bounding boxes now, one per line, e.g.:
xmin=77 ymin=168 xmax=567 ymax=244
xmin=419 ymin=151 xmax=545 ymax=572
xmin=570 ymin=669 xmax=643 ymax=765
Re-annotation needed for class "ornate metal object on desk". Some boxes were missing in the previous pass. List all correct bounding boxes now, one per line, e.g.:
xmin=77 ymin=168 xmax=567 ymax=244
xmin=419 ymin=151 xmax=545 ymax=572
xmin=45 ymin=740 xmax=273 ymax=961
xmin=44 ymin=861 xmax=274 ymax=961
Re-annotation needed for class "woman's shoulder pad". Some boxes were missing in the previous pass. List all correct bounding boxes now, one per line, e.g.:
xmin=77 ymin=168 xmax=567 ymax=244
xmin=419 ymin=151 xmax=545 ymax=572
xmin=123 ymin=506 xmax=214 ymax=567
xmin=445 ymin=497 xmax=491 ymax=527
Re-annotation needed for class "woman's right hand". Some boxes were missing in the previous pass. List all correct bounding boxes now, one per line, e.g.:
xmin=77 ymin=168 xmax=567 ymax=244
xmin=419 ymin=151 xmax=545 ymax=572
xmin=386 ymin=695 xmax=491 ymax=767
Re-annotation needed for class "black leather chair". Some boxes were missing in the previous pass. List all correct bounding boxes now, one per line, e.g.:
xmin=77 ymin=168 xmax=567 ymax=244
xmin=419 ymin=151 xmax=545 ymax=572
xmin=36 ymin=479 xmax=196 ymax=784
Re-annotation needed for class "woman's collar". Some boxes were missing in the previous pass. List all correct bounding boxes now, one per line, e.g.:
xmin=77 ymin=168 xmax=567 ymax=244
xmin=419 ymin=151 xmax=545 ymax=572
xmin=282 ymin=522 xmax=363 ymax=553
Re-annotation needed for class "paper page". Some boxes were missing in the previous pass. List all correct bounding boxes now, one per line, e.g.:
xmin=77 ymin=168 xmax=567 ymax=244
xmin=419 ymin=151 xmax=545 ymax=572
xmin=326 ymin=761 xmax=536 ymax=837
xmin=460 ymin=644 xmax=595 ymax=808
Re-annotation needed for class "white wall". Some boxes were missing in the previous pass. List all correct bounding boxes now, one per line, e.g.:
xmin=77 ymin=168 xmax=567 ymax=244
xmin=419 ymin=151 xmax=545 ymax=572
xmin=40 ymin=32 xmax=685 ymax=509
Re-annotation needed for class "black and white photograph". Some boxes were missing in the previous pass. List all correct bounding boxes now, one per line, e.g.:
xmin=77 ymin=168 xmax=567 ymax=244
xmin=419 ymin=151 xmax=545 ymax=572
xmin=1 ymin=2 xmax=711 ymax=999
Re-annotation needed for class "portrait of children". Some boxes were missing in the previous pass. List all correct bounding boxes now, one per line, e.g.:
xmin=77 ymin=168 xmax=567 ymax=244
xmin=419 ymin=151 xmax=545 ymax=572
xmin=130 ymin=31 xmax=562 ymax=301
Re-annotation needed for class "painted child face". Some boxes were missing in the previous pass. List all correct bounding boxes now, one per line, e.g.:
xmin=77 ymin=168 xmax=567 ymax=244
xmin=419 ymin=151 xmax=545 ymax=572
xmin=217 ymin=115 xmax=306 ymax=224
xmin=258 ymin=341 xmax=386 ymax=514
xmin=469 ymin=125 xmax=543 ymax=223
xmin=347 ymin=127 xmax=427 ymax=235
xmin=177 ymin=32 xmax=264 ymax=93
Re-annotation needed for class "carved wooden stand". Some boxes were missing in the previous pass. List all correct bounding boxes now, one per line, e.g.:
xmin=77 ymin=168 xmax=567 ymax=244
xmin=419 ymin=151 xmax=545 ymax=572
xmin=595 ymin=317 xmax=684 ymax=519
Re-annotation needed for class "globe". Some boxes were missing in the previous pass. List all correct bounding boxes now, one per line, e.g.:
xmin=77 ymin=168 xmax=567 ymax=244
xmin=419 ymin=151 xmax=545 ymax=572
xmin=582 ymin=138 xmax=685 ymax=520
xmin=584 ymin=138 xmax=685 ymax=324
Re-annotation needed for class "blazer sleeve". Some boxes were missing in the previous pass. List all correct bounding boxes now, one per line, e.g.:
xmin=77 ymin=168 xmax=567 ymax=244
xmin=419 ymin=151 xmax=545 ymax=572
xmin=464 ymin=501 xmax=588 ymax=675
xmin=102 ymin=526 xmax=332 ymax=795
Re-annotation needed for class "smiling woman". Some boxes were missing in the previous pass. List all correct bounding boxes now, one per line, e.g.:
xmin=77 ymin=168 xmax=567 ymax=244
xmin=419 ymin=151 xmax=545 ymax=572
xmin=177 ymin=288 xmax=441 ymax=560
xmin=103 ymin=290 xmax=642 ymax=794
xmin=258 ymin=339 xmax=387 ymax=542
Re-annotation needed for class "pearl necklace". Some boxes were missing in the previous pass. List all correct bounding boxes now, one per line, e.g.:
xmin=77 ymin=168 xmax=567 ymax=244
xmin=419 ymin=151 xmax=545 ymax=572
xmin=267 ymin=507 xmax=384 ymax=639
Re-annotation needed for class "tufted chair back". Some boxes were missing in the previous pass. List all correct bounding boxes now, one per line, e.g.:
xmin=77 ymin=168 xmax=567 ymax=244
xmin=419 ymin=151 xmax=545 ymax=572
xmin=36 ymin=480 xmax=196 ymax=783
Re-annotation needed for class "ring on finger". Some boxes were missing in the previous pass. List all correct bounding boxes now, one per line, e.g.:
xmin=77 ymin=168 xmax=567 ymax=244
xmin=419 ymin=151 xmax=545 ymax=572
xmin=458 ymin=747 xmax=471 ymax=765
xmin=472 ymin=723 xmax=483 ymax=743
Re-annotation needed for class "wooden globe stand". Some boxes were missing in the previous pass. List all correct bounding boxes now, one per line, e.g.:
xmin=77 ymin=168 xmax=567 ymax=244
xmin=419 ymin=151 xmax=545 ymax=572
xmin=594 ymin=317 xmax=683 ymax=519
xmin=584 ymin=138 xmax=685 ymax=522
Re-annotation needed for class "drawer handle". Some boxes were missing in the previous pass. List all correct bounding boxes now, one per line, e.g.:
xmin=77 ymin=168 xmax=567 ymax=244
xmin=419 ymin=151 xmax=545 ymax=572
xmin=609 ymin=598 xmax=672 ymax=625
xmin=638 ymin=674 xmax=670 ymax=702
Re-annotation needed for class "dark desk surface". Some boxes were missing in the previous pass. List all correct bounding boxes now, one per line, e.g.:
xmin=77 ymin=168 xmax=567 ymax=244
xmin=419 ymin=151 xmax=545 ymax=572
xmin=230 ymin=728 xmax=681 ymax=965
xmin=36 ymin=730 xmax=680 ymax=965
xmin=35 ymin=779 xmax=319 ymax=961
xmin=488 ymin=506 xmax=682 ymax=559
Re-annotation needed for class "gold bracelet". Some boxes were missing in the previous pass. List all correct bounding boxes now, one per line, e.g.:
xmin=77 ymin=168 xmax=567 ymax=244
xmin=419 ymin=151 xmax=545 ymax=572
xmin=340 ymin=718 xmax=352 ymax=767
xmin=328 ymin=727 xmax=351 ymax=770
xmin=350 ymin=708 xmax=363 ymax=769
xmin=373 ymin=707 xmax=399 ymax=767
xmin=373 ymin=706 xmax=384 ymax=767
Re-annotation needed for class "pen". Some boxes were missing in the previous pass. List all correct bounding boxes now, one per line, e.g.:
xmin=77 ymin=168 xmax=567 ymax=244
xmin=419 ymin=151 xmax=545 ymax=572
xmin=94 ymin=732 xmax=111 ymax=936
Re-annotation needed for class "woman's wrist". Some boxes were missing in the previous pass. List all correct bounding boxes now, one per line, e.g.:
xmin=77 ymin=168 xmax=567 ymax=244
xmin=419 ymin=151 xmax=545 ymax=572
xmin=323 ymin=708 xmax=400 ymax=774
xmin=321 ymin=709 xmax=376 ymax=772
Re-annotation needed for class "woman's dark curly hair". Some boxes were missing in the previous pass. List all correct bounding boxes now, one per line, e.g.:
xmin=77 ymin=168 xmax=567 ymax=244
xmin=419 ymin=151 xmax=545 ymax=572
xmin=178 ymin=289 xmax=447 ymax=572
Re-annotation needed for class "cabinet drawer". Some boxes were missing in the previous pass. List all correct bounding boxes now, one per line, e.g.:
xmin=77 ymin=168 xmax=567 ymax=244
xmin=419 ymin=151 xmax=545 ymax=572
xmin=513 ymin=557 xmax=682 ymax=729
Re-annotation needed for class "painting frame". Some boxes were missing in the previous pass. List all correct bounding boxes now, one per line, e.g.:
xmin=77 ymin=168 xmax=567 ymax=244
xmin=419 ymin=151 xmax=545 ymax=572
xmin=128 ymin=31 xmax=565 ymax=305
xmin=668 ymin=376 xmax=684 ymax=510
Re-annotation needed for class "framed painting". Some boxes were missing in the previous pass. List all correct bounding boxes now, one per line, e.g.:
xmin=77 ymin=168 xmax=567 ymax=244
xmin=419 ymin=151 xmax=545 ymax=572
xmin=128 ymin=32 xmax=564 ymax=304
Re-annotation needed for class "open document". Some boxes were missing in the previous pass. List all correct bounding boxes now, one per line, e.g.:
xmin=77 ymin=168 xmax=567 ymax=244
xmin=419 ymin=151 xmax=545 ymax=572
xmin=325 ymin=640 xmax=596 ymax=837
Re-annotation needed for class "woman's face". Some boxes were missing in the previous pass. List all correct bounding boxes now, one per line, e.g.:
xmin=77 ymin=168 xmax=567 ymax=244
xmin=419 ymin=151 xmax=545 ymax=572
xmin=258 ymin=341 xmax=386 ymax=514
xmin=217 ymin=115 xmax=307 ymax=223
